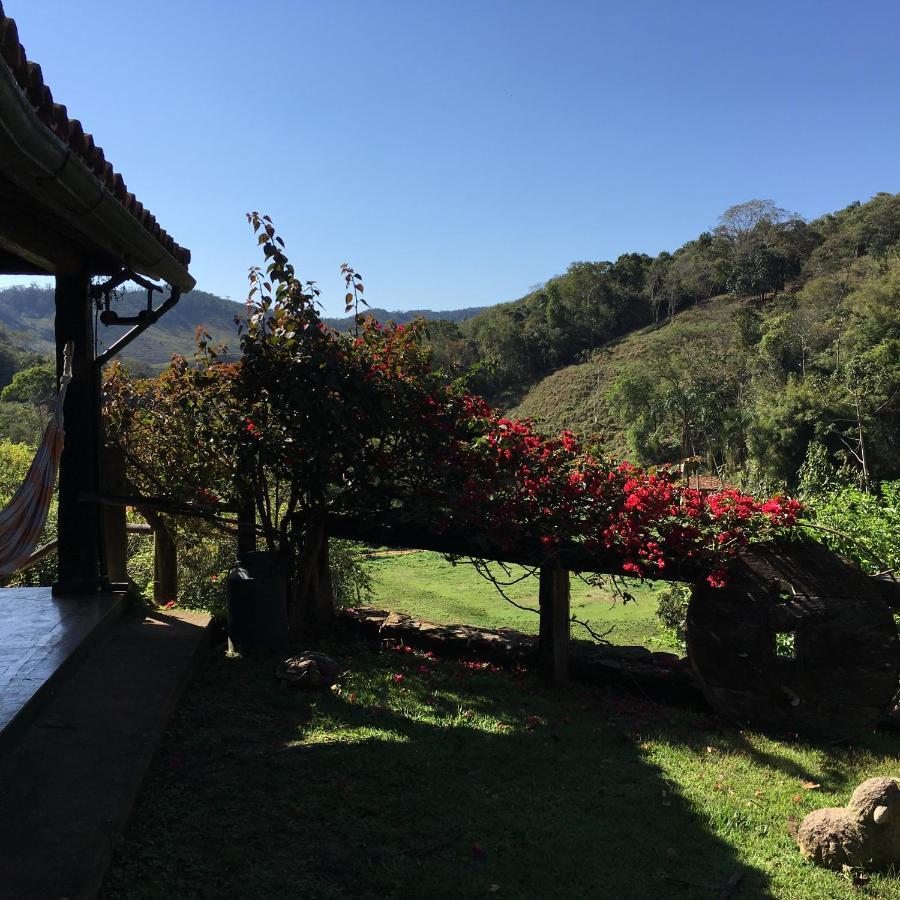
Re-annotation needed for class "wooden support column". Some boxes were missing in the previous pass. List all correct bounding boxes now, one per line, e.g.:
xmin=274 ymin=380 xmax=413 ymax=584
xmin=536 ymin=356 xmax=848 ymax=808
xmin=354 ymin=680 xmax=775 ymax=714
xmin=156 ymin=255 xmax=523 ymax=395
xmin=53 ymin=271 xmax=107 ymax=595
xmin=539 ymin=566 xmax=570 ymax=686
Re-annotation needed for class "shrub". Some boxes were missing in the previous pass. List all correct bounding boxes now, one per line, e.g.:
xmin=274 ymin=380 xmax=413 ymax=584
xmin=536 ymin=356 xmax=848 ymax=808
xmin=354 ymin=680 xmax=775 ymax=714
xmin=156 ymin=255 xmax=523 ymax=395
xmin=802 ymin=480 xmax=900 ymax=576
xmin=329 ymin=539 xmax=373 ymax=608
xmin=0 ymin=439 xmax=35 ymax=503
xmin=655 ymin=583 xmax=691 ymax=653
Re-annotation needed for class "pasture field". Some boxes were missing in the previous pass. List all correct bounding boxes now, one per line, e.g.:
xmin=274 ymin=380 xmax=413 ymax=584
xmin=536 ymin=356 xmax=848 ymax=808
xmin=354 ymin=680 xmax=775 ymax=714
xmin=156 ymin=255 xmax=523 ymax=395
xmin=366 ymin=549 xmax=677 ymax=652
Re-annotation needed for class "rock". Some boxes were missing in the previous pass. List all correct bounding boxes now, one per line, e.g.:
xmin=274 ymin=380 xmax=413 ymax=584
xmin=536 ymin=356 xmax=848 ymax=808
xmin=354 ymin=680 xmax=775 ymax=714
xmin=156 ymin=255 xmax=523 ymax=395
xmin=798 ymin=777 xmax=900 ymax=870
xmin=276 ymin=652 xmax=341 ymax=689
xmin=602 ymin=645 xmax=653 ymax=662
xmin=650 ymin=652 xmax=681 ymax=669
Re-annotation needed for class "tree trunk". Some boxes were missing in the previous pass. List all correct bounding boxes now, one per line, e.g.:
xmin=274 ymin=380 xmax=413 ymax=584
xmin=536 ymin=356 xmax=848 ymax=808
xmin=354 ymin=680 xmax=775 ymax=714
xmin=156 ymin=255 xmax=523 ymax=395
xmin=289 ymin=520 xmax=334 ymax=642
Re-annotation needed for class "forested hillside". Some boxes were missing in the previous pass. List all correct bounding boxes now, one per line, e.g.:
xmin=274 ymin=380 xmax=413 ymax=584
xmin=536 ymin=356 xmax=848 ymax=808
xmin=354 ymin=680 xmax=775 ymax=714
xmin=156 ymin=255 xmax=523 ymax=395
xmin=0 ymin=285 xmax=242 ymax=365
xmin=0 ymin=284 xmax=486 ymax=368
xmin=1 ymin=193 xmax=897 ymax=494
xmin=432 ymin=193 xmax=900 ymax=492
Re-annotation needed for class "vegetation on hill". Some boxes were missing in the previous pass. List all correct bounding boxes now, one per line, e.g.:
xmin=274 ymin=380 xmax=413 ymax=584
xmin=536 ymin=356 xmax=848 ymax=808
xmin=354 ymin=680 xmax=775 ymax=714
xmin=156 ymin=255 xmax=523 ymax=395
xmin=0 ymin=285 xmax=243 ymax=366
xmin=322 ymin=305 xmax=486 ymax=332
xmin=0 ymin=323 xmax=46 ymax=444
xmin=0 ymin=283 xmax=487 ymax=369
xmin=432 ymin=193 xmax=900 ymax=494
xmin=508 ymin=297 xmax=742 ymax=459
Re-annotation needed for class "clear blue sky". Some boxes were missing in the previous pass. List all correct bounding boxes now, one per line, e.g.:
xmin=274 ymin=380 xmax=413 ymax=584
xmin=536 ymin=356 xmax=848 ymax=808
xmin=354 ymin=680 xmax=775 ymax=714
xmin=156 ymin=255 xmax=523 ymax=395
xmin=4 ymin=0 xmax=900 ymax=316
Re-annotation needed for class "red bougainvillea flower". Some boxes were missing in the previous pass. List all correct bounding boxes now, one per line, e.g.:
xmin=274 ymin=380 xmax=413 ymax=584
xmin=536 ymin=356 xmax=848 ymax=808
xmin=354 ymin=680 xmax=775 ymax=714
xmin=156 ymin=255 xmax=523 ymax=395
xmin=122 ymin=232 xmax=804 ymax=596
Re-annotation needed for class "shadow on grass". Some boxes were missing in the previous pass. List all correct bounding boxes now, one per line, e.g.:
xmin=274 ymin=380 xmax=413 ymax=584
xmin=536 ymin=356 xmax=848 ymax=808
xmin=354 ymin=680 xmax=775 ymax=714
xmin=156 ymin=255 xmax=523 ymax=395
xmin=102 ymin=646 xmax=773 ymax=900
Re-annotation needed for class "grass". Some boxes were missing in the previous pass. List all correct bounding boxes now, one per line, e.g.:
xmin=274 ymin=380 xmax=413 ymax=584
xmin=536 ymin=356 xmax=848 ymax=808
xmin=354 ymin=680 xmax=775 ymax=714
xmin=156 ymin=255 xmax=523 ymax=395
xmin=103 ymin=639 xmax=900 ymax=899
xmin=366 ymin=550 xmax=679 ymax=653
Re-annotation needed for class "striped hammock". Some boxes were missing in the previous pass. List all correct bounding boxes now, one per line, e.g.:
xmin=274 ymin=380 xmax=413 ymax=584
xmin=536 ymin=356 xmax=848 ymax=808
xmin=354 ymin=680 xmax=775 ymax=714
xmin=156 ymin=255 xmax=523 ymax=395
xmin=0 ymin=343 xmax=73 ymax=576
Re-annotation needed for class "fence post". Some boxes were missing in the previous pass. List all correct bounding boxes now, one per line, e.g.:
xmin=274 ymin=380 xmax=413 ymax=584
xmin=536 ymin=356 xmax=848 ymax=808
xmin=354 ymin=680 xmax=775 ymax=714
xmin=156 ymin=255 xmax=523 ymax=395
xmin=539 ymin=566 xmax=570 ymax=686
xmin=153 ymin=522 xmax=177 ymax=606
xmin=139 ymin=507 xmax=178 ymax=606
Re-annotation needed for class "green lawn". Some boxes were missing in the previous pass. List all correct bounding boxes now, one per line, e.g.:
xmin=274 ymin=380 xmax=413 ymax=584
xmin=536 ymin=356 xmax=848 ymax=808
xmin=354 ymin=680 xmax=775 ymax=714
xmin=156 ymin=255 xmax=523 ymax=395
xmin=366 ymin=549 xmax=678 ymax=652
xmin=104 ymin=641 xmax=900 ymax=899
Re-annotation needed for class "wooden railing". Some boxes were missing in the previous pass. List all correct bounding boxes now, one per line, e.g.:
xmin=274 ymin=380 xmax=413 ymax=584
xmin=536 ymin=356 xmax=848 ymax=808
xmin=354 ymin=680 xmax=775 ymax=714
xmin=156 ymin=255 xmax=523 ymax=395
xmin=19 ymin=522 xmax=152 ymax=571
xmin=326 ymin=513 xmax=705 ymax=686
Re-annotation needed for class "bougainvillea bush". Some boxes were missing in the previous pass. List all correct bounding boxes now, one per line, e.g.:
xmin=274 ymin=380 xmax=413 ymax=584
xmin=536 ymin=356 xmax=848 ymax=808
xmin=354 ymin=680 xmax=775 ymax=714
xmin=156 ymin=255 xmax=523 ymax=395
xmin=104 ymin=214 xmax=801 ymax=635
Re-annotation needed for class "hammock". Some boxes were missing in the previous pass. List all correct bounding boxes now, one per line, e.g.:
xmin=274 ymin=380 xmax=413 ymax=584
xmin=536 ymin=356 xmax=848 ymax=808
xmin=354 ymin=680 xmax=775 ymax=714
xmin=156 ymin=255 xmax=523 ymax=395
xmin=0 ymin=343 xmax=73 ymax=576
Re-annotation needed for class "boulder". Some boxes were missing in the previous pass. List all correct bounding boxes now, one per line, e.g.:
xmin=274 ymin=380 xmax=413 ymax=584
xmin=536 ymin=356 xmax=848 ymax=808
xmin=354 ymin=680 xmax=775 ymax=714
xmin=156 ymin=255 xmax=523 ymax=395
xmin=276 ymin=652 xmax=341 ymax=689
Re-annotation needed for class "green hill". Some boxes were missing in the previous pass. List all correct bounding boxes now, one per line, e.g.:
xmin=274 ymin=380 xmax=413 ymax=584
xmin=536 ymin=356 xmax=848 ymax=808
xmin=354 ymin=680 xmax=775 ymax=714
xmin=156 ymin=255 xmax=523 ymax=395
xmin=436 ymin=192 xmax=900 ymax=489
xmin=1 ymin=192 xmax=897 ymax=489
xmin=0 ymin=285 xmax=242 ymax=366
xmin=0 ymin=285 xmax=487 ymax=368
xmin=508 ymin=296 xmax=742 ymax=459
xmin=322 ymin=306 xmax=487 ymax=332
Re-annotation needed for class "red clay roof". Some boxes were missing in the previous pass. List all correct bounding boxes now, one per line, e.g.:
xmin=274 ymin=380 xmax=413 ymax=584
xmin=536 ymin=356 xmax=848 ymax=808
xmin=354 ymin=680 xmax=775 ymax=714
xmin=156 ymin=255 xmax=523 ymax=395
xmin=686 ymin=475 xmax=735 ymax=492
xmin=0 ymin=2 xmax=191 ymax=268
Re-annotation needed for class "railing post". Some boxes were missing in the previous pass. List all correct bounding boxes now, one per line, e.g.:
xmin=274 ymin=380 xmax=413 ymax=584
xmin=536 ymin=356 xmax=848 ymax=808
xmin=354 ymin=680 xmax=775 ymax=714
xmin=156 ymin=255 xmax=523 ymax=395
xmin=539 ymin=566 xmax=570 ymax=686
xmin=101 ymin=445 xmax=129 ymax=585
xmin=139 ymin=507 xmax=178 ymax=606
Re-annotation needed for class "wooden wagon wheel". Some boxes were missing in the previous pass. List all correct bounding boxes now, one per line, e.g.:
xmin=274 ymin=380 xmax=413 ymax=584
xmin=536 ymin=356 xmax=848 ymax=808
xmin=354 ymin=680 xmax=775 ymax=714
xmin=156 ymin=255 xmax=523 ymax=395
xmin=686 ymin=539 xmax=899 ymax=743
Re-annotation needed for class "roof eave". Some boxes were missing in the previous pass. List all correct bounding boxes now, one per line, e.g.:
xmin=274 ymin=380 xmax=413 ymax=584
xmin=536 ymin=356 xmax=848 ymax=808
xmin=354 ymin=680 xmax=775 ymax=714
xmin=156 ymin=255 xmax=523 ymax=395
xmin=0 ymin=56 xmax=195 ymax=291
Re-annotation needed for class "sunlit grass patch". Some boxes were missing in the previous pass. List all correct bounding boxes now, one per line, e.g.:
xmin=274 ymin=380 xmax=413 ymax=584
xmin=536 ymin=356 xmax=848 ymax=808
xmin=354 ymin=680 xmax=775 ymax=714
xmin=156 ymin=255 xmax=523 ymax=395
xmin=105 ymin=640 xmax=900 ymax=900
xmin=366 ymin=549 xmax=676 ymax=651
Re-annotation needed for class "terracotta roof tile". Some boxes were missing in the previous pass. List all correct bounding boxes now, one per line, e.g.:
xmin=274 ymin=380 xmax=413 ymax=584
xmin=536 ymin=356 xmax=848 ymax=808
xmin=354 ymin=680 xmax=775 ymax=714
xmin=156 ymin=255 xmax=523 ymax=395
xmin=0 ymin=2 xmax=191 ymax=268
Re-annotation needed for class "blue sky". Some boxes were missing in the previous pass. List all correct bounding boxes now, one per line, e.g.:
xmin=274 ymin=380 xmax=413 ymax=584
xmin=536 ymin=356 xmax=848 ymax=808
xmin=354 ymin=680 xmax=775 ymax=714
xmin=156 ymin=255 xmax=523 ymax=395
xmin=3 ymin=0 xmax=900 ymax=316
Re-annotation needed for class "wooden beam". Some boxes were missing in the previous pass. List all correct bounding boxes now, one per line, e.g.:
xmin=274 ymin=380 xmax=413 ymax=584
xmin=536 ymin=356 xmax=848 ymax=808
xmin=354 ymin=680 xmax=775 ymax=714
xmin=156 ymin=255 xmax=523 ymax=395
xmin=327 ymin=514 xmax=703 ymax=582
xmin=0 ymin=247 xmax=50 ymax=274
xmin=0 ymin=208 xmax=83 ymax=274
xmin=539 ymin=567 xmax=570 ymax=686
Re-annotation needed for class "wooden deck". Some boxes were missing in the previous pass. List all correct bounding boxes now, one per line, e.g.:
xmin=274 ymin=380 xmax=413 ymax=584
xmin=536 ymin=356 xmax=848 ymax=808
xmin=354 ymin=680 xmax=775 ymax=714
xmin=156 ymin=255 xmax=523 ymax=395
xmin=0 ymin=587 xmax=124 ymax=752
xmin=0 ymin=604 xmax=213 ymax=897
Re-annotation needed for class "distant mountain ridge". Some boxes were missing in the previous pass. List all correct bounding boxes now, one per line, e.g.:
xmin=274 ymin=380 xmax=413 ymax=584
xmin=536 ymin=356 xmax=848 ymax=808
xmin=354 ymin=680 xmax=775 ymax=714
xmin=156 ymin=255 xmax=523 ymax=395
xmin=0 ymin=285 xmax=488 ymax=367
xmin=322 ymin=306 xmax=486 ymax=331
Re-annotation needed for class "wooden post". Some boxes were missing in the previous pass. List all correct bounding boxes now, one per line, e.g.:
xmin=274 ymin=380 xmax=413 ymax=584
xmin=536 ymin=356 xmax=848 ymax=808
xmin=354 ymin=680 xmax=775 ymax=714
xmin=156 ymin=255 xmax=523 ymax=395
xmin=54 ymin=271 xmax=106 ymax=595
xmin=101 ymin=445 xmax=129 ymax=584
xmin=237 ymin=497 xmax=256 ymax=562
xmin=139 ymin=508 xmax=177 ymax=606
xmin=539 ymin=566 xmax=570 ymax=686
xmin=153 ymin=523 xmax=178 ymax=606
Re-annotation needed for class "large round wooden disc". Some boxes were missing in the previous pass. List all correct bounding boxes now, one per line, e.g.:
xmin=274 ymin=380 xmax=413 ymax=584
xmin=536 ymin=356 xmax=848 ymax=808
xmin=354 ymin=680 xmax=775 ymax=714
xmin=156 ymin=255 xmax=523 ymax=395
xmin=687 ymin=540 xmax=899 ymax=743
